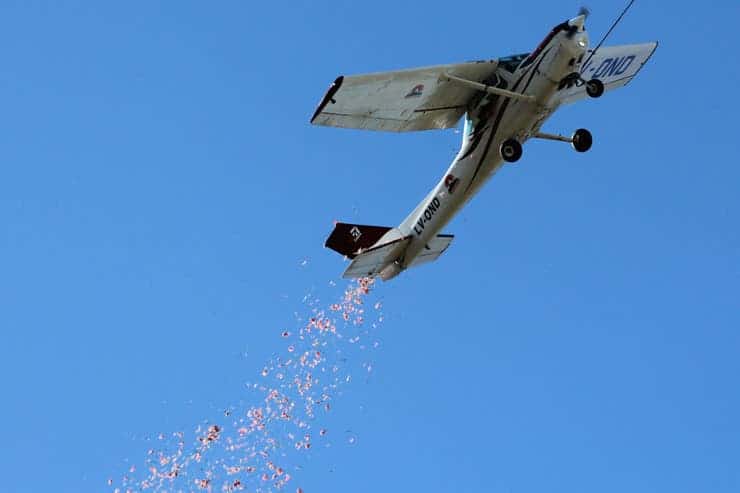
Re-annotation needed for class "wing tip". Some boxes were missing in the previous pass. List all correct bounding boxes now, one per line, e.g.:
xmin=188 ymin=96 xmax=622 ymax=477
xmin=310 ymin=75 xmax=345 ymax=124
xmin=649 ymin=40 xmax=659 ymax=56
xmin=622 ymin=41 xmax=659 ymax=87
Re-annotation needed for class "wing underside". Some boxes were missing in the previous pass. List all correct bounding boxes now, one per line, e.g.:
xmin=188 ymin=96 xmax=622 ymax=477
xmin=556 ymin=42 xmax=658 ymax=105
xmin=310 ymin=61 xmax=499 ymax=132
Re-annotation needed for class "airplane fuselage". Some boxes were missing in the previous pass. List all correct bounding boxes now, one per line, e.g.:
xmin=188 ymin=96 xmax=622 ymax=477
xmin=390 ymin=19 xmax=590 ymax=278
xmin=317 ymin=13 xmax=656 ymax=280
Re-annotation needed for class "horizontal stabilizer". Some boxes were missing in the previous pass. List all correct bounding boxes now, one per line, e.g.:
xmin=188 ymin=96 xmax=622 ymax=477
xmin=342 ymin=236 xmax=411 ymax=279
xmin=408 ymin=234 xmax=454 ymax=268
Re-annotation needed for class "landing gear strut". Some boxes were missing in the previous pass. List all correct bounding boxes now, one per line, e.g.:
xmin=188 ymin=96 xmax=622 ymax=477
xmin=500 ymin=139 xmax=522 ymax=163
xmin=532 ymin=128 xmax=593 ymax=153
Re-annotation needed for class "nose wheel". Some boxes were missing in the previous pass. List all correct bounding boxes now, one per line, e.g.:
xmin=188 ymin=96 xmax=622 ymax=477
xmin=500 ymin=139 xmax=523 ymax=163
xmin=586 ymin=78 xmax=604 ymax=98
xmin=557 ymin=75 xmax=605 ymax=98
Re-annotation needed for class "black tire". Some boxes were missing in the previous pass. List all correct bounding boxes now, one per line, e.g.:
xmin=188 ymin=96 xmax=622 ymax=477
xmin=572 ymin=128 xmax=592 ymax=152
xmin=586 ymin=78 xmax=604 ymax=98
xmin=500 ymin=138 xmax=522 ymax=163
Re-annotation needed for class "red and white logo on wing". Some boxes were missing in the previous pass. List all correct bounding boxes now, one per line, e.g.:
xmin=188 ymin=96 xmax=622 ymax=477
xmin=405 ymin=84 xmax=424 ymax=98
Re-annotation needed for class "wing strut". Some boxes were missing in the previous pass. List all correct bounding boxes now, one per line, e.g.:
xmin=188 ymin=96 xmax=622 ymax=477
xmin=442 ymin=73 xmax=535 ymax=103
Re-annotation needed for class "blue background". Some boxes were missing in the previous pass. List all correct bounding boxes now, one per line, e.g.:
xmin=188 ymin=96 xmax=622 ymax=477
xmin=1 ymin=1 xmax=738 ymax=492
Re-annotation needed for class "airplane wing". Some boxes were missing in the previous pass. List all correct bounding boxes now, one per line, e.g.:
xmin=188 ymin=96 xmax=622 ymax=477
xmin=310 ymin=60 xmax=499 ymax=132
xmin=556 ymin=42 xmax=658 ymax=105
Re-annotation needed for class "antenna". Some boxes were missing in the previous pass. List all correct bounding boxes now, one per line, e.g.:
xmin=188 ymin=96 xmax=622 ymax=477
xmin=581 ymin=0 xmax=636 ymax=71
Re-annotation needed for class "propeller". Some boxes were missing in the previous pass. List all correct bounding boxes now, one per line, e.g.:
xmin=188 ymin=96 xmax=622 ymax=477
xmin=567 ymin=6 xmax=591 ymax=39
xmin=566 ymin=6 xmax=590 ymax=38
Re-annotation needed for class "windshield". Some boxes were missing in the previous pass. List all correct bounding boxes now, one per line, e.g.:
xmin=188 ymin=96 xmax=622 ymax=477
xmin=498 ymin=53 xmax=529 ymax=73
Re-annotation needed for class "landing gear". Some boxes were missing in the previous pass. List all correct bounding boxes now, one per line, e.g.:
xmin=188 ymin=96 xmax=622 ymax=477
xmin=532 ymin=129 xmax=593 ymax=153
xmin=500 ymin=139 xmax=522 ymax=163
xmin=558 ymin=75 xmax=604 ymax=98
xmin=571 ymin=128 xmax=592 ymax=152
xmin=586 ymin=78 xmax=604 ymax=98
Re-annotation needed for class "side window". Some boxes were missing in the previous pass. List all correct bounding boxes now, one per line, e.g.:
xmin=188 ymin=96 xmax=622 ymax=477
xmin=464 ymin=114 xmax=475 ymax=135
xmin=498 ymin=53 xmax=530 ymax=73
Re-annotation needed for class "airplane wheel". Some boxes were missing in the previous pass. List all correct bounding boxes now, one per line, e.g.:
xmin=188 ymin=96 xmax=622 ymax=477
xmin=572 ymin=128 xmax=592 ymax=152
xmin=500 ymin=139 xmax=522 ymax=162
xmin=586 ymin=78 xmax=604 ymax=98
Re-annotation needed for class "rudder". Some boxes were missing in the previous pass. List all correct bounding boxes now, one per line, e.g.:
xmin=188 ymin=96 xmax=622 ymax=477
xmin=325 ymin=222 xmax=392 ymax=259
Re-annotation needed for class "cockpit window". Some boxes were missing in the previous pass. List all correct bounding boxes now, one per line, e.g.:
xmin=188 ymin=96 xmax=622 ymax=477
xmin=498 ymin=53 xmax=529 ymax=73
xmin=464 ymin=113 xmax=475 ymax=136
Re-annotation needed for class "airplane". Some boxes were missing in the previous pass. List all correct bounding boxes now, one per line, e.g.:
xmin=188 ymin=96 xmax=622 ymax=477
xmin=311 ymin=6 xmax=657 ymax=281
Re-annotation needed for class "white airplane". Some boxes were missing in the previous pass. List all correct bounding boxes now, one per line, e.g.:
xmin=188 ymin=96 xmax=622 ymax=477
xmin=312 ymin=7 xmax=657 ymax=281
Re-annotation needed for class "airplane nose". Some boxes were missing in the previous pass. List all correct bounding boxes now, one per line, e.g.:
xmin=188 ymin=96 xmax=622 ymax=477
xmin=564 ymin=15 xmax=589 ymax=54
xmin=569 ymin=14 xmax=586 ymax=31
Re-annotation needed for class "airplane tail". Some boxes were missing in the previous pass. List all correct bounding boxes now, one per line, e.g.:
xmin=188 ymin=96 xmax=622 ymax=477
xmin=325 ymin=222 xmax=394 ymax=259
xmin=325 ymin=222 xmax=453 ymax=281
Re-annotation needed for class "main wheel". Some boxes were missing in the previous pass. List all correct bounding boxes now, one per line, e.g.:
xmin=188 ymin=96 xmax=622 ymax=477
xmin=500 ymin=138 xmax=522 ymax=163
xmin=586 ymin=78 xmax=604 ymax=98
xmin=572 ymin=128 xmax=593 ymax=152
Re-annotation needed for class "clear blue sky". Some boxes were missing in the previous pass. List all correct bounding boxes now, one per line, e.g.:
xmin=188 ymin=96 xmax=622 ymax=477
xmin=1 ymin=1 xmax=738 ymax=492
